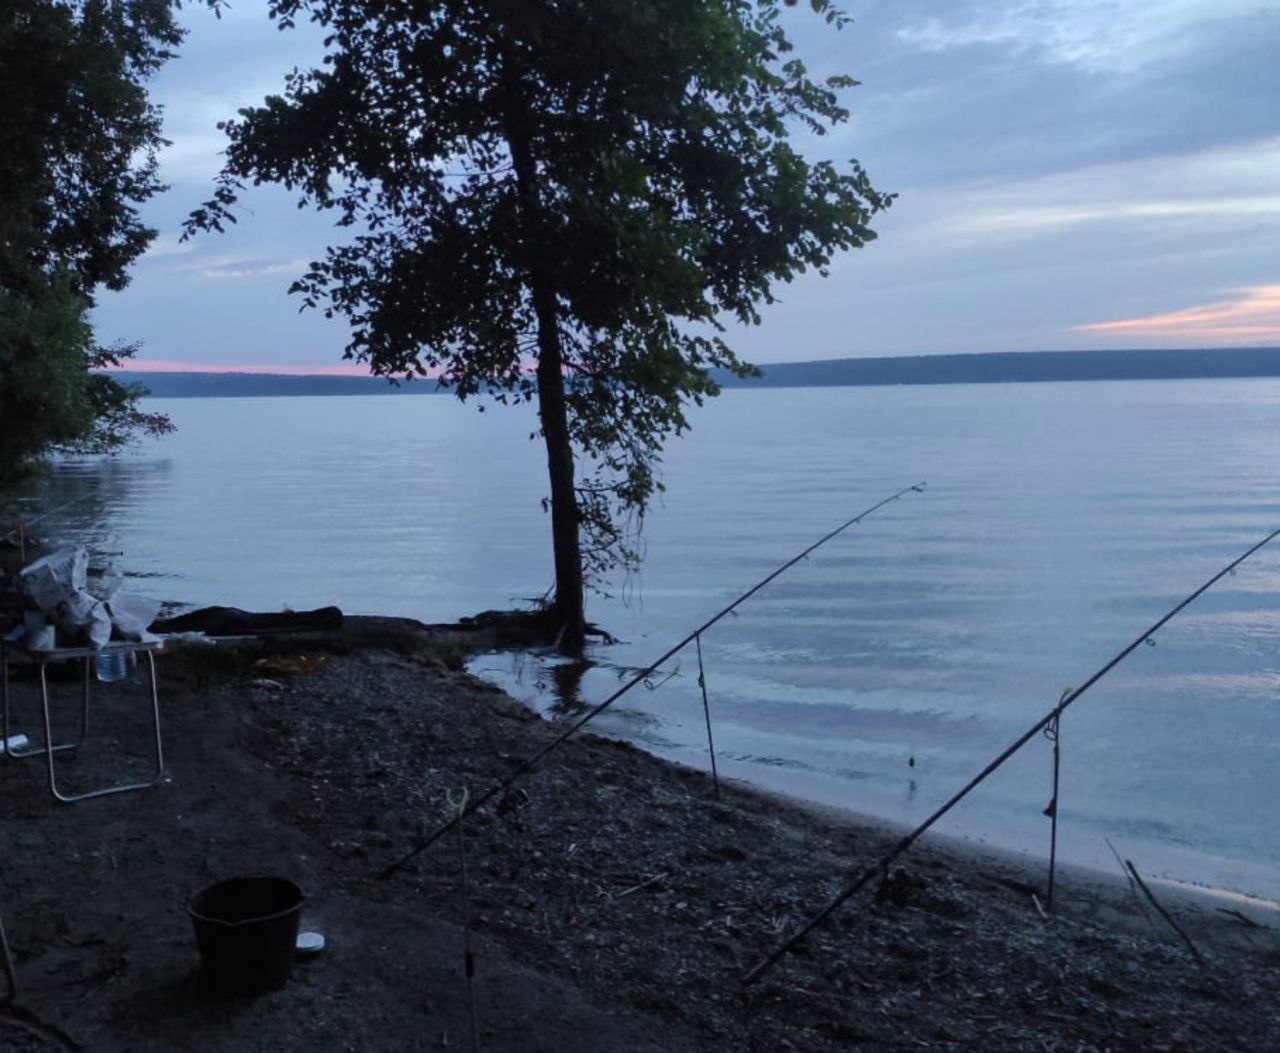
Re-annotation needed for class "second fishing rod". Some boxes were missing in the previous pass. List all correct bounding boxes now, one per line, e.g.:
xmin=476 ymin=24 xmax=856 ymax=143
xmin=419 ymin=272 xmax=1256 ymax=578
xmin=379 ymin=479 xmax=927 ymax=879
xmin=741 ymin=520 xmax=1280 ymax=985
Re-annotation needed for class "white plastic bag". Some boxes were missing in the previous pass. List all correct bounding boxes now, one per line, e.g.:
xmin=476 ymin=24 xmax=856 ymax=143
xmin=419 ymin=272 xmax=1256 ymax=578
xmin=106 ymin=594 xmax=162 ymax=641
xmin=20 ymin=547 xmax=113 ymax=648
xmin=20 ymin=548 xmax=89 ymax=618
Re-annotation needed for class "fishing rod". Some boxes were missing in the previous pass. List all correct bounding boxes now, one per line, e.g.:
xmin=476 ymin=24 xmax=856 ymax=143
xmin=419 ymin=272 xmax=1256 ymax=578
xmin=379 ymin=480 xmax=927 ymax=879
xmin=2 ymin=491 xmax=97 ymax=561
xmin=741 ymin=521 xmax=1280 ymax=985
xmin=4 ymin=491 xmax=92 ymax=533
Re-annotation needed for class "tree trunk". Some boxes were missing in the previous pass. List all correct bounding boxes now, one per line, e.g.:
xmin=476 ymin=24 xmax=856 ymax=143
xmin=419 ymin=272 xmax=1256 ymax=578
xmin=500 ymin=48 xmax=587 ymax=653
xmin=533 ymin=300 xmax=587 ymax=653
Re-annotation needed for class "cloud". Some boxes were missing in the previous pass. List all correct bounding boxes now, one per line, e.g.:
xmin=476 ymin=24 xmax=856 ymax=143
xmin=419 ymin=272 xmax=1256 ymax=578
xmin=140 ymin=233 xmax=196 ymax=260
xmin=180 ymin=256 xmax=309 ymax=281
xmin=1074 ymin=284 xmax=1280 ymax=341
xmin=835 ymin=1 xmax=1279 ymax=189
xmin=929 ymin=138 xmax=1280 ymax=244
xmin=725 ymin=137 xmax=1280 ymax=358
xmin=151 ymin=6 xmax=328 ymax=187
xmin=893 ymin=0 xmax=1274 ymax=75
xmin=944 ymin=193 xmax=1280 ymax=239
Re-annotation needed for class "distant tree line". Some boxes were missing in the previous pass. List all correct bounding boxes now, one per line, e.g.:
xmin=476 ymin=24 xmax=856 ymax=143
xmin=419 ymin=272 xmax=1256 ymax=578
xmin=709 ymin=347 xmax=1280 ymax=388
xmin=117 ymin=347 xmax=1280 ymax=400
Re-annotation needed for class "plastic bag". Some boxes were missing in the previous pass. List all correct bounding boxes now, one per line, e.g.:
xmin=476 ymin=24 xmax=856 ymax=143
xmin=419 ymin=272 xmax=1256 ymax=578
xmin=106 ymin=594 xmax=162 ymax=642
xmin=20 ymin=547 xmax=112 ymax=648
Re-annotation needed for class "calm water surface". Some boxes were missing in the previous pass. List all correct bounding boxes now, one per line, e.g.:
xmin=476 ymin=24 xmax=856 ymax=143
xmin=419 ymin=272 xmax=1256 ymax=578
xmin=13 ymin=381 xmax=1280 ymax=898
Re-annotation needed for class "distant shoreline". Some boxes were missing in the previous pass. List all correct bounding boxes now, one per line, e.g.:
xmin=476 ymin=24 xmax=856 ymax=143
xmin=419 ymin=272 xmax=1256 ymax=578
xmin=109 ymin=345 xmax=1280 ymax=398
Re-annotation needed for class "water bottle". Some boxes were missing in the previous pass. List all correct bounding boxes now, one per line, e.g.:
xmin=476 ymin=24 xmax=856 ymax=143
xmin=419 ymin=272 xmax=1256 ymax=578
xmin=95 ymin=649 xmax=127 ymax=683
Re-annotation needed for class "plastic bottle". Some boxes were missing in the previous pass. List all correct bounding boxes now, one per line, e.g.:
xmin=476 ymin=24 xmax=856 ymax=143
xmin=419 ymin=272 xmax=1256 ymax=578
xmin=95 ymin=650 xmax=127 ymax=683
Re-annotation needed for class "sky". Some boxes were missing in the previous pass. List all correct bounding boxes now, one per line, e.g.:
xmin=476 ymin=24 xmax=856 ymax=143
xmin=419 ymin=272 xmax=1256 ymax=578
xmin=95 ymin=0 xmax=1280 ymax=375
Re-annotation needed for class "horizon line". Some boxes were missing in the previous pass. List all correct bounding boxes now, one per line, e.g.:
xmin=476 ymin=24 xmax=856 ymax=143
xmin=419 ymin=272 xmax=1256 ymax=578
xmin=104 ymin=343 xmax=1280 ymax=378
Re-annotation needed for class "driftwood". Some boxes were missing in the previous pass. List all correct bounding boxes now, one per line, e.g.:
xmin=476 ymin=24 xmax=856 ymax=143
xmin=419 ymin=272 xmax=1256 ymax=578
xmin=1216 ymin=907 xmax=1267 ymax=930
xmin=153 ymin=605 xmax=343 ymax=637
xmin=614 ymin=873 xmax=669 ymax=900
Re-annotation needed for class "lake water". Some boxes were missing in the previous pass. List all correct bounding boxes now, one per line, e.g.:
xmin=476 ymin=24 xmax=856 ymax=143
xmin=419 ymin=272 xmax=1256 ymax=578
xmin=10 ymin=381 xmax=1280 ymax=899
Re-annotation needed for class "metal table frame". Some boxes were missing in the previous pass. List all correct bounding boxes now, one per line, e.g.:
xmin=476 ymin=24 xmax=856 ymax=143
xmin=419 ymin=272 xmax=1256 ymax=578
xmin=0 ymin=906 xmax=14 ymax=1001
xmin=1 ymin=640 xmax=164 ymax=803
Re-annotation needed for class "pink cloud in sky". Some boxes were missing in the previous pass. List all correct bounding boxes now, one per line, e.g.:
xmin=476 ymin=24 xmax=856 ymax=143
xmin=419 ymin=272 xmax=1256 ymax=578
xmin=114 ymin=359 xmax=377 ymax=377
xmin=1075 ymin=283 xmax=1280 ymax=343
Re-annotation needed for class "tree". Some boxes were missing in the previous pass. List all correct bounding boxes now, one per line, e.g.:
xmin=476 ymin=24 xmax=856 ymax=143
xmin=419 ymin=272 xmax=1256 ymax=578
xmin=0 ymin=0 xmax=190 ymax=488
xmin=188 ymin=0 xmax=891 ymax=651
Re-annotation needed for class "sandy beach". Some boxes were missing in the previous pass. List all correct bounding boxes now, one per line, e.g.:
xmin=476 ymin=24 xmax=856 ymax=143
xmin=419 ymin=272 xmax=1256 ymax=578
xmin=0 ymin=614 xmax=1275 ymax=1051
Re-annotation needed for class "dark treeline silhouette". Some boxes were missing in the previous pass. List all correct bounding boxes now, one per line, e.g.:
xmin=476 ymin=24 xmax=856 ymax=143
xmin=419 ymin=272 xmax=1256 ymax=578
xmin=117 ymin=347 xmax=1280 ymax=399
xmin=712 ymin=346 xmax=1280 ymax=388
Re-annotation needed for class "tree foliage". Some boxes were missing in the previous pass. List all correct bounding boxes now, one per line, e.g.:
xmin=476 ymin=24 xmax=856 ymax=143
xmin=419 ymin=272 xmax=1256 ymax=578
xmin=189 ymin=0 xmax=890 ymax=646
xmin=0 ymin=0 xmax=187 ymax=487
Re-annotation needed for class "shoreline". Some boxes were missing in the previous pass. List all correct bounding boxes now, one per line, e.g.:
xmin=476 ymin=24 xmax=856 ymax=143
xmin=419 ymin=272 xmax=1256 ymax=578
xmin=0 ymin=614 xmax=1275 ymax=1050
xmin=475 ymin=645 xmax=1280 ymax=909
xmin=755 ymin=780 xmax=1280 ymax=968
xmin=755 ymin=782 xmax=1280 ymax=919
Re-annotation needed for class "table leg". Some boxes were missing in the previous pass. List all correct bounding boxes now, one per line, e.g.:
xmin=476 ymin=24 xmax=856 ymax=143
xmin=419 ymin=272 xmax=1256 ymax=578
xmin=3 ymin=647 xmax=84 ymax=760
xmin=0 ymin=907 xmax=15 ymax=1002
xmin=2 ymin=644 xmax=10 ymax=757
xmin=80 ymin=655 xmax=90 ymax=741
xmin=144 ymin=649 xmax=164 ymax=781
xmin=43 ymin=652 xmax=165 ymax=803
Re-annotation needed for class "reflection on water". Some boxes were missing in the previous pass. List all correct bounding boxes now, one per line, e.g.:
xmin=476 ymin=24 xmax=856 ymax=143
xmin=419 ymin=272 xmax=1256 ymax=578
xmin=548 ymin=658 xmax=592 ymax=715
xmin=8 ymin=381 xmax=1280 ymax=899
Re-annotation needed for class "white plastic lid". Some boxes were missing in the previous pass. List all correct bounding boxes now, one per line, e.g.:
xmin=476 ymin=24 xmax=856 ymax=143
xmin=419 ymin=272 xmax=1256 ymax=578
xmin=296 ymin=931 xmax=326 ymax=955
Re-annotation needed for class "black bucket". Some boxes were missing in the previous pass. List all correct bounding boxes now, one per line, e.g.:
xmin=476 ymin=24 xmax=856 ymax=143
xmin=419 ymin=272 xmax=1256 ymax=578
xmin=188 ymin=876 xmax=305 ymax=995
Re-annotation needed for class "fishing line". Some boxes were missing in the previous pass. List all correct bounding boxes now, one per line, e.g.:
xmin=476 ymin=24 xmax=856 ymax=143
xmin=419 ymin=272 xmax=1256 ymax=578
xmin=3 ymin=491 xmax=99 ymax=563
xmin=741 ymin=522 xmax=1280 ymax=985
xmin=379 ymin=480 xmax=927 ymax=879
